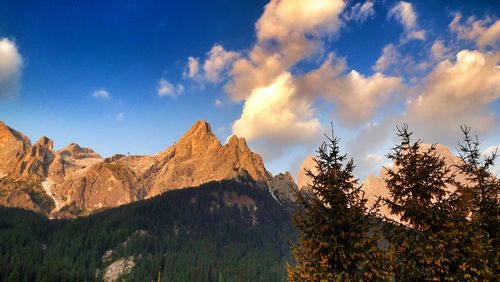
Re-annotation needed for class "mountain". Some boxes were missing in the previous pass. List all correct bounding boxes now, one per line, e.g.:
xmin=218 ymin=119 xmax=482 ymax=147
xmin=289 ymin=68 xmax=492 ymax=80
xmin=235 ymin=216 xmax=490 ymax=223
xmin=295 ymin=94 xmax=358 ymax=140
xmin=0 ymin=120 xmax=296 ymax=218
xmin=0 ymin=179 xmax=295 ymax=281
xmin=268 ymin=171 xmax=298 ymax=204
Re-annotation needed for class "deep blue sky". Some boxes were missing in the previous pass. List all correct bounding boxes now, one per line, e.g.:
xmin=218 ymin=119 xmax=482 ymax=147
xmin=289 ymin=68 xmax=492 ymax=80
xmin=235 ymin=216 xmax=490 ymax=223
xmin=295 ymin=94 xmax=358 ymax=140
xmin=0 ymin=0 xmax=498 ymax=177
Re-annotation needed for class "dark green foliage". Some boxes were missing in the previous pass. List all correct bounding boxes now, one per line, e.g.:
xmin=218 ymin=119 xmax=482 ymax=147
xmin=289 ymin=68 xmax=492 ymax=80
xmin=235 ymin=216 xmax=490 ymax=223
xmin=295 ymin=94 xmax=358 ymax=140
xmin=455 ymin=126 xmax=499 ymax=278
xmin=288 ymin=132 xmax=392 ymax=281
xmin=382 ymin=124 xmax=497 ymax=281
xmin=0 ymin=180 xmax=294 ymax=282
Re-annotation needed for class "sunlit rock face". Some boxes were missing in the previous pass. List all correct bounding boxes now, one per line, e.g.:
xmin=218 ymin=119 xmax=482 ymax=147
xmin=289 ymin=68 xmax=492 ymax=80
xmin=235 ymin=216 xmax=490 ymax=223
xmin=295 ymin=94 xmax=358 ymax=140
xmin=268 ymin=171 xmax=298 ymax=204
xmin=296 ymin=155 xmax=316 ymax=190
xmin=136 ymin=120 xmax=273 ymax=197
xmin=0 ymin=122 xmax=53 ymax=182
xmin=0 ymin=120 xmax=288 ymax=218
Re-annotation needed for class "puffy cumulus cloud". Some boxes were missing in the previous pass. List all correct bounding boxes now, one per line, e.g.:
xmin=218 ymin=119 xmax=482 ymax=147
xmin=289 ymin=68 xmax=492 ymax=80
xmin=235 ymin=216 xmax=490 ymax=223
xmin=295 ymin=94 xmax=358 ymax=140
xmin=374 ymin=44 xmax=401 ymax=73
xmin=0 ymin=38 xmax=22 ymax=99
xmin=430 ymin=40 xmax=449 ymax=61
xmin=203 ymin=45 xmax=239 ymax=83
xmin=450 ymin=14 xmax=500 ymax=49
xmin=388 ymin=1 xmax=425 ymax=41
xmin=403 ymin=49 xmax=500 ymax=143
xmin=256 ymin=0 xmax=345 ymax=46
xmin=232 ymin=73 xmax=322 ymax=149
xmin=343 ymin=1 xmax=375 ymax=23
xmin=184 ymin=45 xmax=239 ymax=83
xmin=225 ymin=0 xmax=346 ymax=101
xmin=214 ymin=99 xmax=224 ymax=107
xmin=297 ymin=53 xmax=404 ymax=127
xmin=183 ymin=57 xmax=200 ymax=79
xmin=92 ymin=89 xmax=110 ymax=99
xmin=157 ymin=79 xmax=184 ymax=98
xmin=389 ymin=1 xmax=416 ymax=29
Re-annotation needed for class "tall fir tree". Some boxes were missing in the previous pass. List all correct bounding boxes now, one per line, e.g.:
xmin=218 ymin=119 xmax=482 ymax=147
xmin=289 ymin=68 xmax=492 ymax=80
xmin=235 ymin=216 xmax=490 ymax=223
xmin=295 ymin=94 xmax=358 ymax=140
xmin=288 ymin=132 xmax=392 ymax=281
xmin=382 ymin=124 xmax=494 ymax=280
xmin=455 ymin=126 xmax=499 ymax=279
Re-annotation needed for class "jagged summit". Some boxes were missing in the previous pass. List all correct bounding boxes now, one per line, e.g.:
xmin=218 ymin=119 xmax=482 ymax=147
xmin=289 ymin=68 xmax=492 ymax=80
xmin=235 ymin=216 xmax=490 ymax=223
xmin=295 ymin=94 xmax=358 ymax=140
xmin=178 ymin=120 xmax=216 ymax=141
xmin=58 ymin=142 xmax=102 ymax=159
xmin=226 ymin=134 xmax=249 ymax=148
xmin=34 ymin=136 xmax=54 ymax=149
xmin=147 ymin=120 xmax=272 ymax=196
xmin=269 ymin=171 xmax=298 ymax=204
xmin=0 ymin=121 xmax=31 ymax=148
xmin=0 ymin=120 xmax=295 ymax=218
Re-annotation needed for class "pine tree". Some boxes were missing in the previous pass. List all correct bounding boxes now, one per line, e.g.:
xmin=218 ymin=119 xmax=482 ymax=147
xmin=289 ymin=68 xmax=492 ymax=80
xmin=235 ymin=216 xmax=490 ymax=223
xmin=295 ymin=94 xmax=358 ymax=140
xmin=455 ymin=126 xmax=499 ymax=278
xmin=382 ymin=124 xmax=492 ymax=280
xmin=288 ymin=131 xmax=392 ymax=281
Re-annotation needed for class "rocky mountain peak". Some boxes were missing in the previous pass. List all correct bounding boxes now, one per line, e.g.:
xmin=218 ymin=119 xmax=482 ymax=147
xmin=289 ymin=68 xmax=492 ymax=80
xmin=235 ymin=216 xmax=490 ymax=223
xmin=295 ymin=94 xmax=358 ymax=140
xmin=179 ymin=120 xmax=215 ymax=142
xmin=173 ymin=120 xmax=221 ymax=158
xmin=226 ymin=135 xmax=253 ymax=153
xmin=58 ymin=143 xmax=102 ymax=160
xmin=0 ymin=121 xmax=31 ymax=148
xmin=34 ymin=136 xmax=54 ymax=150
xmin=269 ymin=171 xmax=299 ymax=204
xmin=1 ymin=120 xmax=276 ymax=218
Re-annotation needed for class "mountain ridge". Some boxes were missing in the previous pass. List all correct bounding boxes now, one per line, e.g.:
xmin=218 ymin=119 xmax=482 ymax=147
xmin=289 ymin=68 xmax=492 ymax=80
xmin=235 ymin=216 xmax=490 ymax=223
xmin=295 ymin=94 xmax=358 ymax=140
xmin=0 ymin=120 xmax=296 ymax=218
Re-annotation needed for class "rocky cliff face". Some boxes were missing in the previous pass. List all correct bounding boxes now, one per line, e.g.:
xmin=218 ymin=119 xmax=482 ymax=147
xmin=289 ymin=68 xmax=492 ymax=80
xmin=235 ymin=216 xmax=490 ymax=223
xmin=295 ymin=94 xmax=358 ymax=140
xmin=0 ymin=120 xmax=292 ymax=218
xmin=141 ymin=121 xmax=272 ymax=197
xmin=268 ymin=172 xmax=298 ymax=204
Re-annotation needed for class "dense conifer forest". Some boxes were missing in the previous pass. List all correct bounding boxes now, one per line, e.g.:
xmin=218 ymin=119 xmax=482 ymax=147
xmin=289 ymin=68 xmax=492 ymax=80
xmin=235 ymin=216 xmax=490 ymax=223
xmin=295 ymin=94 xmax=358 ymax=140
xmin=0 ymin=179 xmax=295 ymax=282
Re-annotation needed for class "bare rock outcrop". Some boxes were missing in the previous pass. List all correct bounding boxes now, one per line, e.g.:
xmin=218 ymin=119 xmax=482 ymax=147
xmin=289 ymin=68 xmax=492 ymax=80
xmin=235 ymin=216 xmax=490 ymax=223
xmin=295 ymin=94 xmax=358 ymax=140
xmin=103 ymin=256 xmax=135 ymax=282
xmin=0 ymin=122 xmax=53 ymax=182
xmin=296 ymin=155 xmax=317 ymax=190
xmin=0 ymin=120 xmax=278 ymax=218
xmin=268 ymin=171 xmax=298 ymax=203
xmin=52 ymin=162 xmax=145 ymax=216
xmin=138 ymin=120 xmax=272 ymax=197
xmin=0 ymin=178 xmax=55 ymax=214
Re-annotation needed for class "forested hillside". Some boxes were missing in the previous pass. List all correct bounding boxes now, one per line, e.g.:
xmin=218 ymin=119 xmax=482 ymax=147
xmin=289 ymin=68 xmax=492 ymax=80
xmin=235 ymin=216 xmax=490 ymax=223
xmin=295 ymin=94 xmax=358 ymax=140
xmin=0 ymin=179 xmax=294 ymax=282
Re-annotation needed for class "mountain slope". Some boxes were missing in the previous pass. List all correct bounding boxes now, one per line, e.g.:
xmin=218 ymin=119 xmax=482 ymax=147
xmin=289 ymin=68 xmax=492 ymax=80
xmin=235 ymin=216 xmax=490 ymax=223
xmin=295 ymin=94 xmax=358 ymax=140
xmin=0 ymin=179 xmax=294 ymax=282
xmin=0 ymin=120 xmax=294 ymax=218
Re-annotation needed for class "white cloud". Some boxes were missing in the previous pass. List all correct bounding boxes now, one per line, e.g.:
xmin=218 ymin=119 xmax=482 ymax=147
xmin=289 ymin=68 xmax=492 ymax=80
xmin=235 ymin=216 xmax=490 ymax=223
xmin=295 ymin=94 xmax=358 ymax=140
xmin=225 ymin=0 xmax=346 ymax=101
xmin=388 ymin=1 xmax=425 ymax=41
xmin=92 ymin=89 xmax=110 ymax=99
xmin=157 ymin=79 xmax=184 ymax=98
xmin=116 ymin=113 xmax=125 ymax=122
xmin=183 ymin=57 xmax=200 ymax=79
xmin=374 ymin=44 xmax=401 ymax=72
xmin=203 ymin=44 xmax=239 ymax=83
xmin=184 ymin=45 xmax=239 ymax=84
xmin=297 ymin=53 xmax=404 ymax=127
xmin=343 ymin=1 xmax=375 ymax=23
xmin=403 ymin=49 xmax=500 ymax=142
xmin=389 ymin=1 xmax=416 ymax=30
xmin=232 ymin=73 xmax=322 ymax=148
xmin=430 ymin=40 xmax=449 ymax=61
xmin=450 ymin=13 xmax=500 ymax=49
xmin=214 ymin=99 xmax=224 ymax=107
xmin=0 ymin=38 xmax=22 ymax=99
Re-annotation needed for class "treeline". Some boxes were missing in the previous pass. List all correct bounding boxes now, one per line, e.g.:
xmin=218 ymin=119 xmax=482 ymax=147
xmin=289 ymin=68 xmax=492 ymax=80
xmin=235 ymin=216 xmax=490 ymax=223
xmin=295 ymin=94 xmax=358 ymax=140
xmin=289 ymin=125 xmax=499 ymax=281
xmin=0 ymin=180 xmax=294 ymax=282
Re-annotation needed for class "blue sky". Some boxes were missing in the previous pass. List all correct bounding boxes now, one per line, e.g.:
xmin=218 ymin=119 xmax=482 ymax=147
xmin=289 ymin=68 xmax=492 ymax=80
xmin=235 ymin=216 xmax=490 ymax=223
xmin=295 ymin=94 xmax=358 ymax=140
xmin=0 ymin=0 xmax=499 ymax=178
